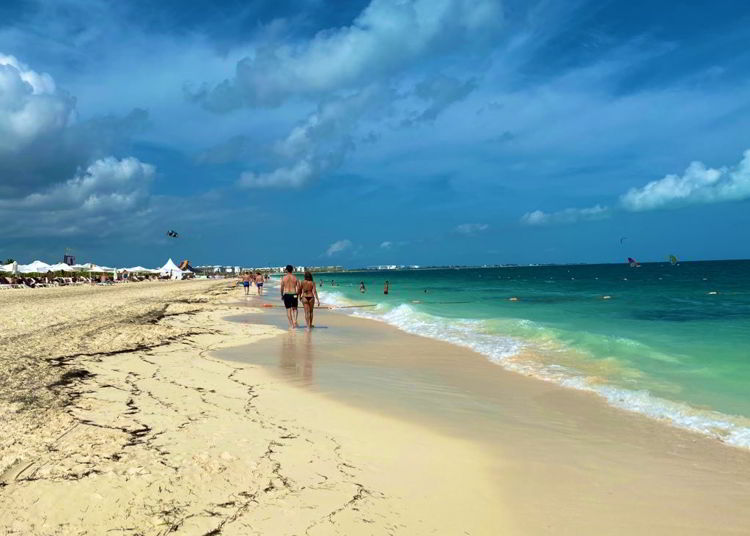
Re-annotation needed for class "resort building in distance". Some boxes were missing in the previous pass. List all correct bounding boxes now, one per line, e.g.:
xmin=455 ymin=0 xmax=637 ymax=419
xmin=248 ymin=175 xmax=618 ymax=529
xmin=193 ymin=265 xmax=345 ymax=275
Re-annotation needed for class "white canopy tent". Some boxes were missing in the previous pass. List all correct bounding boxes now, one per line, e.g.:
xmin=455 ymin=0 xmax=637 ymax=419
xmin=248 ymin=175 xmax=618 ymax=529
xmin=87 ymin=265 xmax=114 ymax=273
xmin=18 ymin=260 xmax=51 ymax=273
xmin=159 ymin=258 xmax=184 ymax=279
xmin=121 ymin=266 xmax=158 ymax=273
xmin=48 ymin=263 xmax=75 ymax=272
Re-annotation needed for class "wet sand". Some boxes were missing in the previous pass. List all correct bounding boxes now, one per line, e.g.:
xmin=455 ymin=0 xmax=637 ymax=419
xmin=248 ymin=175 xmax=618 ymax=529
xmin=222 ymin=299 xmax=750 ymax=535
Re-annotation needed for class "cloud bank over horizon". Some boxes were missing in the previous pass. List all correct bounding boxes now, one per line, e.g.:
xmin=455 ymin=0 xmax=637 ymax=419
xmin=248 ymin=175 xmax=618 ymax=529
xmin=522 ymin=149 xmax=750 ymax=226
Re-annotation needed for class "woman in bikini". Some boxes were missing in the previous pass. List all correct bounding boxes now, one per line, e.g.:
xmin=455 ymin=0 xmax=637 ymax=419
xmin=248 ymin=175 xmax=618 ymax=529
xmin=299 ymin=271 xmax=320 ymax=330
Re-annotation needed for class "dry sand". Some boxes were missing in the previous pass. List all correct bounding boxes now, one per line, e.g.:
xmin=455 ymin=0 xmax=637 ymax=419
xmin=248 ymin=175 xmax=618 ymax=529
xmin=0 ymin=281 xmax=507 ymax=535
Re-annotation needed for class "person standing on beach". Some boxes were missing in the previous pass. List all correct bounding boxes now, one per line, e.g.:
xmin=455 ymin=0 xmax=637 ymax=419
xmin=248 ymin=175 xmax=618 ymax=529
xmin=384 ymin=280 xmax=389 ymax=295
xmin=281 ymin=265 xmax=300 ymax=329
xmin=242 ymin=272 xmax=252 ymax=295
xmin=255 ymin=271 xmax=264 ymax=295
xmin=299 ymin=271 xmax=320 ymax=330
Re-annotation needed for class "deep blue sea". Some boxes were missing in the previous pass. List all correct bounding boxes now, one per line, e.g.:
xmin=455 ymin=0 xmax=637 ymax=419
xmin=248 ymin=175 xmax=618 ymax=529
xmin=309 ymin=261 xmax=750 ymax=447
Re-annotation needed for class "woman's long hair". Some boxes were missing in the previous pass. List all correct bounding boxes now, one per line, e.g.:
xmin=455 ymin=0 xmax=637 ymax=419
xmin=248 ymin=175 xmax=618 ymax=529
xmin=304 ymin=270 xmax=313 ymax=281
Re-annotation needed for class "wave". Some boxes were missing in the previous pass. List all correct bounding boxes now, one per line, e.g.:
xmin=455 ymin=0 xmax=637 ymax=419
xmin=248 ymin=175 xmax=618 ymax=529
xmin=327 ymin=299 xmax=750 ymax=449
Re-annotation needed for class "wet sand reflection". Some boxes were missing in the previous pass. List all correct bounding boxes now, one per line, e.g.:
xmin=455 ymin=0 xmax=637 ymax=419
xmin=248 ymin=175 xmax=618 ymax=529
xmin=279 ymin=331 xmax=315 ymax=385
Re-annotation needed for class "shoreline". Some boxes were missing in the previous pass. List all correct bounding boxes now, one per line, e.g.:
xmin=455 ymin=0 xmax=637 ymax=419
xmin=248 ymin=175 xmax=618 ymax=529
xmin=316 ymin=285 xmax=750 ymax=450
xmin=224 ymin=299 xmax=750 ymax=533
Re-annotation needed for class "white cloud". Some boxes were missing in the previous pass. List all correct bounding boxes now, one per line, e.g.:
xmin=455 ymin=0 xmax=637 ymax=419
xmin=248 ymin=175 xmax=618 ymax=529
xmin=406 ymin=74 xmax=478 ymax=124
xmin=520 ymin=205 xmax=609 ymax=226
xmin=238 ymin=86 xmax=385 ymax=188
xmin=1 ymin=157 xmax=154 ymax=212
xmin=456 ymin=223 xmax=489 ymax=234
xmin=521 ymin=149 xmax=750 ymax=226
xmin=325 ymin=239 xmax=353 ymax=257
xmin=380 ymin=241 xmax=393 ymax=249
xmin=192 ymin=0 xmax=502 ymax=111
xmin=620 ymin=149 xmax=750 ymax=211
xmin=0 ymin=53 xmax=75 ymax=154
xmin=240 ymin=159 xmax=316 ymax=189
xmin=0 ymin=157 xmax=155 ymax=237
xmin=0 ymin=54 xmax=149 ymax=199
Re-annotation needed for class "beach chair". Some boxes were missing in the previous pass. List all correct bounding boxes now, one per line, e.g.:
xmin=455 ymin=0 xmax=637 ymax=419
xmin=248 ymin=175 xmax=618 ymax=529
xmin=2 ymin=277 xmax=25 ymax=289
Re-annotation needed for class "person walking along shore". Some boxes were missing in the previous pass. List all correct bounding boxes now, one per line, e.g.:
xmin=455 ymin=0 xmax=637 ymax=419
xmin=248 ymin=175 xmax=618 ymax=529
xmin=255 ymin=271 xmax=264 ymax=295
xmin=299 ymin=271 xmax=320 ymax=330
xmin=281 ymin=265 xmax=300 ymax=329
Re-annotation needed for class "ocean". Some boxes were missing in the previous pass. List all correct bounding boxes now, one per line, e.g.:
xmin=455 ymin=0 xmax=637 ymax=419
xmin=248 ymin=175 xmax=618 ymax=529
xmin=311 ymin=260 xmax=750 ymax=448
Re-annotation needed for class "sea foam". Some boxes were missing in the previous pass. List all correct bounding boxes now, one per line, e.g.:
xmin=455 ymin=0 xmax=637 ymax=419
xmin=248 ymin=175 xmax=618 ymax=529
xmin=319 ymin=293 xmax=750 ymax=450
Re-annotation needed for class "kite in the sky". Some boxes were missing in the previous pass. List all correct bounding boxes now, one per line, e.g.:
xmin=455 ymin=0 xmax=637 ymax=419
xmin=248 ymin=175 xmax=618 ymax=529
xmin=620 ymin=236 xmax=628 ymax=245
xmin=167 ymin=230 xmax=179 ymax=238
xmin=669 ymin=254 xmax=678 ymax=265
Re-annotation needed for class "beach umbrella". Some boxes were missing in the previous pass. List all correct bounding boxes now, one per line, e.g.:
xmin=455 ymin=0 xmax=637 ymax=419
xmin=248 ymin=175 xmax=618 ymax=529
xmin=0 ymin=261 xmax=18 ymax=274
xmin=49 ymin=263 xmax=75 ymax=272
xmin=19 ymin=260 xmax=51 ymax=273
xmin=125 ymin=266 xmax=156 ymax=273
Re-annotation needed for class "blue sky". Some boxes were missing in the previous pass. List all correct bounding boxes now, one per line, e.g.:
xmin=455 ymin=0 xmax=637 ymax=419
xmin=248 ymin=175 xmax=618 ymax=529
xmin=1 ymin=0 xmax=749 ymax=267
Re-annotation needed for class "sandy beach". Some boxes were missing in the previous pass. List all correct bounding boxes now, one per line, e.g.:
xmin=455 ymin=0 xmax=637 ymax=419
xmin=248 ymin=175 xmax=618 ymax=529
xmin=0 ymin=281 xmax=505 ymax=535
xmin=1 ymin=280 xmax=749 ymax=535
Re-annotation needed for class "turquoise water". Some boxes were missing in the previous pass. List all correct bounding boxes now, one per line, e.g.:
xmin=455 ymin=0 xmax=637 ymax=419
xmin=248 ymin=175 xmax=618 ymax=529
xmin=305 ymin=261 xmax=750 ymax=447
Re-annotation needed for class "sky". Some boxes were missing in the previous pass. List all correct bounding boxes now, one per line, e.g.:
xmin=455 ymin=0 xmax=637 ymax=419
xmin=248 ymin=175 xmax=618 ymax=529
xmin=1 ymin=0 xmax=749 ymax=268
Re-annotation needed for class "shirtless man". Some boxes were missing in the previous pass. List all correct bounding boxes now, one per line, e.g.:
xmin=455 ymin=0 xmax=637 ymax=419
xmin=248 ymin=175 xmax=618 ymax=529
xmin=242 ymin=272 xmax=252 ymax=295
xmin=281 ymin=265 xmax=300 ymax=329
xmin=255 ymin=271 xmax=264 ymax=295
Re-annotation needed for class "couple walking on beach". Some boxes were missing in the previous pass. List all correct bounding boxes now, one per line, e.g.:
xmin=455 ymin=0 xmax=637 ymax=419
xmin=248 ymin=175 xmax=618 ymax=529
xmin=281 ymin=265 xmax=320 ymax=330
xmin=242 ymin=271 xmax=264 ymax=296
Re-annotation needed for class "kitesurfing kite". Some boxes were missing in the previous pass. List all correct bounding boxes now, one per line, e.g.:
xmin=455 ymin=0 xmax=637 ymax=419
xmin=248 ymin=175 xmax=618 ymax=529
xmin=628 ymin=257 xmax=641 ymax=268
xmin=167 ymin=230 xmax=179 ymax=238
xmin=620 ymin=236 xmax=628 ymax=245
xmin=669 ymin=254 xmax=678 ymax=265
